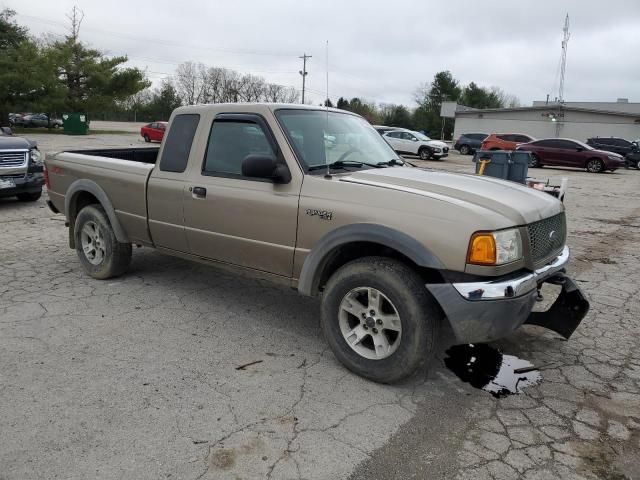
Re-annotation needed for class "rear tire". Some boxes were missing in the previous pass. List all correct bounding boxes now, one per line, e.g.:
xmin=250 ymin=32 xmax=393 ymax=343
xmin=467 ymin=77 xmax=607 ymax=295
xmin=16 ymin=190 xmax=42 ymax=202
xmin=144 ymin=134 xmax=150 ymax=143
xmin=320 ymin=257 xmax=442 ymax=383
xmin=459 ymin=145 xmax=470 ymax=155
xmin=586 ymin=158 xmax=604 ymax=173
xmin=418 ymin=147 xmax=430 ymax=160
xmin=74 ymin=205 xmax=132 ymax=279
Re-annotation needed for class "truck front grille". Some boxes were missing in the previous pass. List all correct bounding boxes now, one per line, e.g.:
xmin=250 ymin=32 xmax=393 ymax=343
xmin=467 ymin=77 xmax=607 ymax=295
xmin=0 ymin=151 xmax=28 ymax=168
xmin=527 ymin=212 xmax=566 ymax=265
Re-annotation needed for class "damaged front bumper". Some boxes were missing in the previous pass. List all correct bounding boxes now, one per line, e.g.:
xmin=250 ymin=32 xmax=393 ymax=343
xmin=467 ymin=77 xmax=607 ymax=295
xmin=427 ymin=246 xmax=589 ymax=343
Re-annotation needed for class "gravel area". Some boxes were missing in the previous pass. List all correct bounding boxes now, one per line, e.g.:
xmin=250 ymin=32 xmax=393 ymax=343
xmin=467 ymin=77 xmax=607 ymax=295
xmin=1 ymin=132 xmax=639 ymax=479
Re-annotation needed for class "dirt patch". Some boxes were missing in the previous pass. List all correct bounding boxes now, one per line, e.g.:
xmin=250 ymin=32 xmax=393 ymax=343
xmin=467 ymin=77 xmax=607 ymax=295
xmin=210 ymin=448 xmax=236 ymax=470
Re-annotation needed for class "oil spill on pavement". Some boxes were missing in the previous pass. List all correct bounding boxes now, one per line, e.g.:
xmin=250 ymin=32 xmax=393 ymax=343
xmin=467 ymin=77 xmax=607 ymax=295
xmin=444 ymin=343 xmax=542 ymax=398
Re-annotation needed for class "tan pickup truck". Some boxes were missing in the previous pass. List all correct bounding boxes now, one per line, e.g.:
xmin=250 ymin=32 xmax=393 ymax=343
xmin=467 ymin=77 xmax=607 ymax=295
xmin=45 ymin=103 xmax=589 ymax=383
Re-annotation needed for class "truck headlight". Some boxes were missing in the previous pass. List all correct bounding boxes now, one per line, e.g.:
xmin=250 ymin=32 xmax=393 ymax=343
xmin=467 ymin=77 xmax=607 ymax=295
xmin=468 ymin=228 xmax=522 ymax=265
xmin=29 ymin=148 xmax=43 ymax=165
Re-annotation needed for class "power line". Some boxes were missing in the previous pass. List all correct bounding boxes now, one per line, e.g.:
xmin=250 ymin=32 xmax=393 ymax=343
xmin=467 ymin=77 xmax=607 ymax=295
xmin=17 ymin=13 xmax=299 ymax=58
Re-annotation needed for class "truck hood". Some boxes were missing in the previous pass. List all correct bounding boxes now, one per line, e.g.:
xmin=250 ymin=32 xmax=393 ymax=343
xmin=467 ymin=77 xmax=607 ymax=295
xmin=340 ymin=167 xmax=563 ymax=225
xmin=0 ymin=136 xmax=35 ymax=149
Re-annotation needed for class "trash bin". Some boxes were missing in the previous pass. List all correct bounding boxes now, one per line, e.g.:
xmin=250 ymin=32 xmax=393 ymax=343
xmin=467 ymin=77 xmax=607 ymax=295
xmin=473 ymin=150 xmax=529 ymax=184
xmin=62 ymin=113 xmax=90 ymax=135
xmin=508 ymin=151 xmax=531 ymax=184
xmin=473 ymin=150 xmax=510 ymax=179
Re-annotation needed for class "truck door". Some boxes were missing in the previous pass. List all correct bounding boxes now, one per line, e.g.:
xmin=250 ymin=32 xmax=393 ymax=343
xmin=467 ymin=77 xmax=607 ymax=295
xmin=183 ymin=113 xmax=300 ymax=277
xmin=147 ymin=113 xmax=200 ymax=253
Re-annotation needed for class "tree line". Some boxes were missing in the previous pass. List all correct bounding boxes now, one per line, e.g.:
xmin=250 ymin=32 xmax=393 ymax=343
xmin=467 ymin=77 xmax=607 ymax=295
xmin=333 ymin=71 xmax=520 ymax=138
xmin=1 ymin=7 xmax=519 ymax=133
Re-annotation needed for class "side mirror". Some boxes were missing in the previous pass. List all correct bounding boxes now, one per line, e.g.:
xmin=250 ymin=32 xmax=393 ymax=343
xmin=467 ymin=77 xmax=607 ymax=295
xmin=576 ymin=147 xmax=584 ymax=152
xmin=412 ymin=138 xmax=418 ymax=142
xmin=241 ymin=154 xmax=291 ymax=184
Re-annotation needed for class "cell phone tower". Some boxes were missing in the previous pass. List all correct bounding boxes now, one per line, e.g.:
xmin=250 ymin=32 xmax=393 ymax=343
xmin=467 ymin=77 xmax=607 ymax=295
xmin=558 ymin=14 xmax=570 ymax=104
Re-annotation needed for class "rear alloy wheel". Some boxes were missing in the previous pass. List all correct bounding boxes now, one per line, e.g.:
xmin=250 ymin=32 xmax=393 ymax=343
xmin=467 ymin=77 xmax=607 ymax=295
xmin=321 ymin=257 xmax=442 ymax=383
xmin=74 ymin=204 xmax=132 ymax=279
xmin=144 ymin=134 xmax=150 ymax=143
xmin=459 ymin=145 xmax=470 ymax=155
xmin=529 ymin=154 xmax=541 ymax=168
xmin=586 ymin=158 xmax=604 ymax=173
xmin=419 ymin=147 xmax=430 ymax=160
xmin=635 ymin=159 xmax=640 ymax=170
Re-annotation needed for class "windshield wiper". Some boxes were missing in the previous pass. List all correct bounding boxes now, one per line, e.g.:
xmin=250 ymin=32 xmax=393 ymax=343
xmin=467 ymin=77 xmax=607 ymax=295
xmin=377 ymin=158 xmax=405 ymax=166
xmin=308 ymin=160 xmax=383 ymax=171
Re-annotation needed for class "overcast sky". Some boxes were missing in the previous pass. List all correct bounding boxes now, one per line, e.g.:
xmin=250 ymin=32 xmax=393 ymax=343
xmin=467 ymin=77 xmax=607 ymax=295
xmin=5 ymin=0 xmax=640 ymax=107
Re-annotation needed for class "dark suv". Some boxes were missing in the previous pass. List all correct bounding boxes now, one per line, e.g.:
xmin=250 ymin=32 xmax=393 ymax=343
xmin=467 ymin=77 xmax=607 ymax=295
xmin=586 ymin=137 xmax=638 ymax=157
xmin=453 ymin=133 xmax=488 ymax=155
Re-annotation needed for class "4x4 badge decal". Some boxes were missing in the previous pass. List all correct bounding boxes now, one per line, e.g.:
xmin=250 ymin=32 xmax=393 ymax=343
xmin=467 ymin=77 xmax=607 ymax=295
xmin=306 ymin=209 xmax=333 ymax=221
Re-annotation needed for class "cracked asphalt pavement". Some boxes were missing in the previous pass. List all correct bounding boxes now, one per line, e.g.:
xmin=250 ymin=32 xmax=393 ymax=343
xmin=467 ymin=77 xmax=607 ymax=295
xmin=1 ymin=133 xmax=639 ymax=479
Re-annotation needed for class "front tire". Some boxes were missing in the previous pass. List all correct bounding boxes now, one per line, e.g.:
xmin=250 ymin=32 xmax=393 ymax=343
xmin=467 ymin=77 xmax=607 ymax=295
xmin=459 ymin=145 xmax=470 ymax=155
xmin=320 ymin=257 xmax=442 ymax=383
xmin=586 ymin=158 xmax=604 ymax=173
xmin=74 ymin=205 xmax=132 ymax=279
xmin=418 ymin=147 xmax=430 ymax=160
xmin=143 ymin=134 xmax=150 ymax=143
xmin=16 ymin=190 xmax=42 ymax=202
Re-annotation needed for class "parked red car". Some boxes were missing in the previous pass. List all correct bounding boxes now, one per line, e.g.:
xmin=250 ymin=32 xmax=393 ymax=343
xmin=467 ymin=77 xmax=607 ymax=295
xmin=516 ymin=138 xmax=627 ymax=173
xmin=481 ymin=133 xmax=535 ymax=151
xmin=140 ymin=122 xmax=167 ymax=143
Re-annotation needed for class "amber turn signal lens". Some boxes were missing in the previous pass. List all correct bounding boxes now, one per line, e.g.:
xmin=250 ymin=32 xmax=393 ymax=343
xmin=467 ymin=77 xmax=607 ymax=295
xmin=468 ymin=233 xmax=497 ymax=265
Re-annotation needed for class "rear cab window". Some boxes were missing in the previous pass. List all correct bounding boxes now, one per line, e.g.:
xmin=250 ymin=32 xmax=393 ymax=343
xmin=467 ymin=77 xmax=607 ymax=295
xmin=159 ymin=114 xmax=200 ymax=173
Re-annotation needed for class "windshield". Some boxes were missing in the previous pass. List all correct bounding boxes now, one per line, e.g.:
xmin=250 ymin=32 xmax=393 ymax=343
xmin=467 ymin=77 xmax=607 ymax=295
xmin=275 ymin=109 xmax=401 ymax=171
xmin=413 ymin=132 xmax=432 ymax=141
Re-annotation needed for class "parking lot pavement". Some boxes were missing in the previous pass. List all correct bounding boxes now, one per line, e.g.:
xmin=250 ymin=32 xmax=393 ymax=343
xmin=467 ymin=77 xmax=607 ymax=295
xmin=1 ymin=134 xmax=640 ymax=479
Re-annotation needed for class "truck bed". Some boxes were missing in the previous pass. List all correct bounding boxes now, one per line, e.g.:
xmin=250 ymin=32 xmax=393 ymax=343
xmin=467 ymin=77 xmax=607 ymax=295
xmin=65 ymin=147 xmax=160 ymax=164
xmin=46 ymin=148 xmax=157 ymax=246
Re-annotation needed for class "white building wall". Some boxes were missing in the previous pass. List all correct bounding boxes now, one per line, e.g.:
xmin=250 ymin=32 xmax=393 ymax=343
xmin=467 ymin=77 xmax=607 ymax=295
xmin=453 ymin=109 xmax=640 ymax=142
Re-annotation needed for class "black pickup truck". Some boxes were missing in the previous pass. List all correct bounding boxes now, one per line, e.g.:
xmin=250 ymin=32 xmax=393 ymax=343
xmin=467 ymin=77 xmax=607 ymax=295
xmin=0 ymin=127 xmax=44 ymax=201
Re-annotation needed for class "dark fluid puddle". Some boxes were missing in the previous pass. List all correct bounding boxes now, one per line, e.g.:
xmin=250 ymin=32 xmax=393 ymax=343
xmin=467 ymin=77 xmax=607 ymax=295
xmin=444 ymin=344 xmax=542 ymax=398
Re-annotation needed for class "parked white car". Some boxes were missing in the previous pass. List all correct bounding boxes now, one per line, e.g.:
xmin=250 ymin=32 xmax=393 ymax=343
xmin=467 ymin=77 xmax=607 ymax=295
xmin=382 ymin=129 xmax=449 ymax=160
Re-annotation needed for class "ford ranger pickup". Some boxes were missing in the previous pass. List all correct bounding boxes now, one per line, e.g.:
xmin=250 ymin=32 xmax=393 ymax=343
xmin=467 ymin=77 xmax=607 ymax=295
xmin=45 ymin=103 xmax=589 ymax=383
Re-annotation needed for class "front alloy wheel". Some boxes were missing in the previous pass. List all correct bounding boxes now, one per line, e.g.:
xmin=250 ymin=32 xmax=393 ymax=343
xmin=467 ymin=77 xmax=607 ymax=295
xmin=339 ymin=287 xmax=402 ymax=360
xmin=320 ymin=256 xmax=442 ymax=383
xmin=586 ymin=158 xmax=604 ymax=173
xmin=419 ymin=148 xmax=430 ymax=160
xmin=459 ymin=145 xmax=470 ymax=155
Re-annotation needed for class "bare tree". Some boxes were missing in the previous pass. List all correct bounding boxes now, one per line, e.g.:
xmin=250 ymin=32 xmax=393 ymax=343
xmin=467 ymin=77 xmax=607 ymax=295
xmin=174 ymin=61 xmax=300 ymax=105
xmin=490 ymin=86 xmax=521 ymax=108
xmin=175 ymin=61 xmax=208 ymax=105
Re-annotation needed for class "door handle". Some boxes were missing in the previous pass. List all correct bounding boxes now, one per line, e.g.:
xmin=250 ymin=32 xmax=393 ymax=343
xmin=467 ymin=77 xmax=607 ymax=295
xmin=192 ymin=186 xmax=207 ymax=197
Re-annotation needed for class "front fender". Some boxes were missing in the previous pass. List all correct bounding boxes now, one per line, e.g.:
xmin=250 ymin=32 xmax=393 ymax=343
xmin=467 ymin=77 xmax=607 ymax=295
xmin=297 ymin=223 xmax=444 ymax=296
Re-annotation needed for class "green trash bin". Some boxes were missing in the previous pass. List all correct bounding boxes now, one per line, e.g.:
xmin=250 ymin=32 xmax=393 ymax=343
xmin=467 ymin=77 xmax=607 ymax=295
xmin=62 ymin=113 xmax=90 ymax=135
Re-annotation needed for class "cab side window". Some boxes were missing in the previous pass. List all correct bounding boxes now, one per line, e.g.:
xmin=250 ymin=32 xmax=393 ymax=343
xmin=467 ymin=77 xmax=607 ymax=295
xmin=203 ymin=120 xmax=276 ymax=177
xmin=159 ymin=114 xmax=200 ymax=173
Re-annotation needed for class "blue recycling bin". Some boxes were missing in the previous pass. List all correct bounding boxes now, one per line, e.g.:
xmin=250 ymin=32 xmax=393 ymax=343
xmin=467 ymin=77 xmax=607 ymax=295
xmin=473 ymin=150 xmax=529 ymax=184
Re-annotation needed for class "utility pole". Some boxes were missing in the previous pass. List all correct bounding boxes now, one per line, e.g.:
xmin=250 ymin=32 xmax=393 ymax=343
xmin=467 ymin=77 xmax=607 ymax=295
xmin=558 ymin=14 xmax=570 ymax=104
xmin=299 ymin=54 xmax=312 ymax=104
